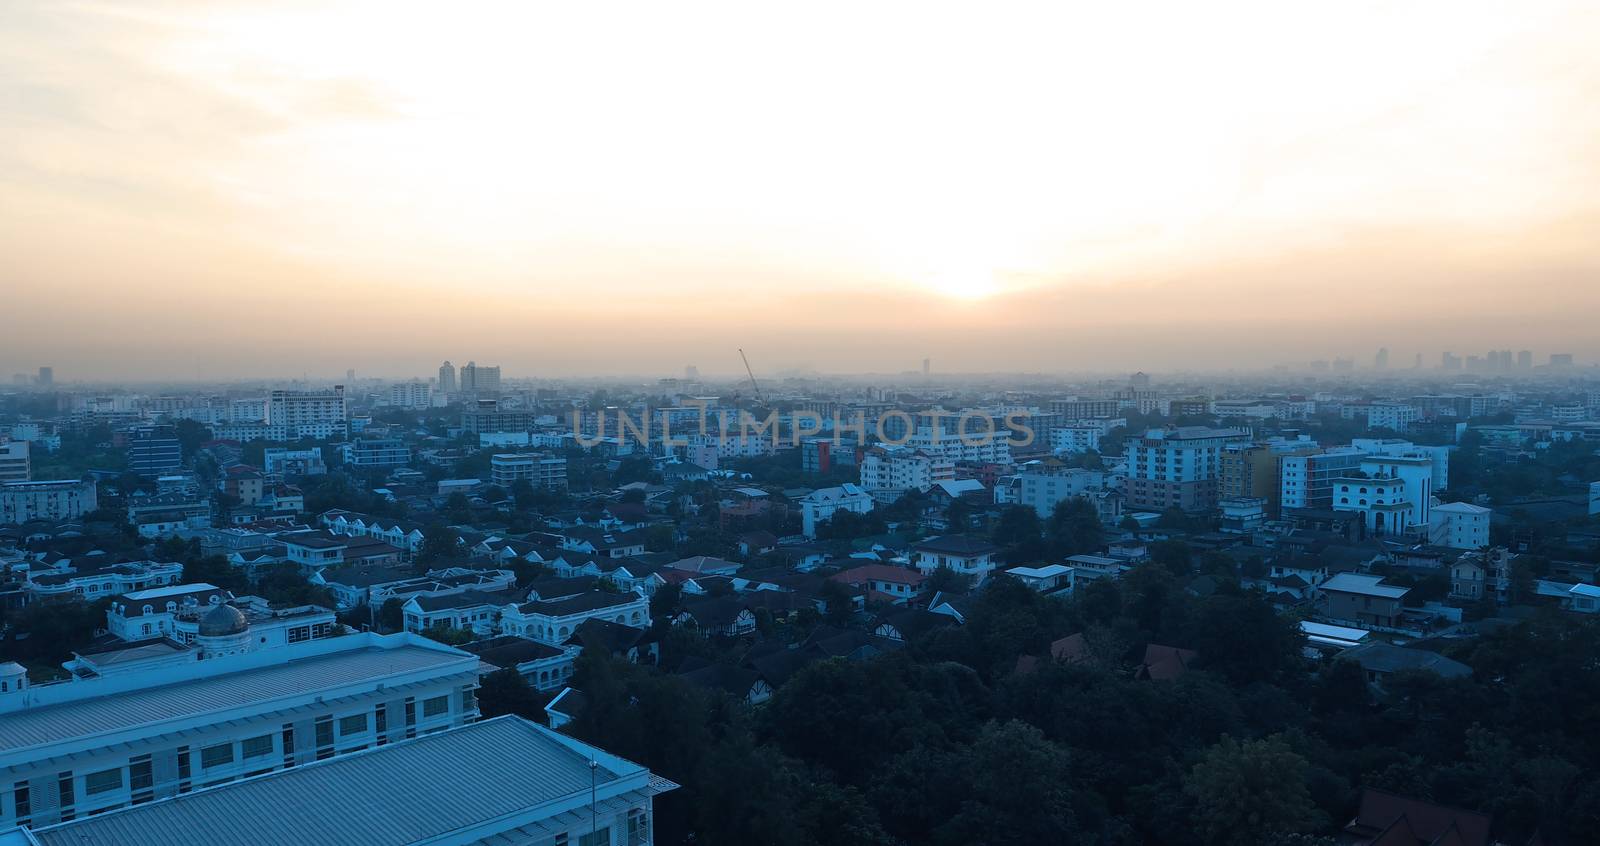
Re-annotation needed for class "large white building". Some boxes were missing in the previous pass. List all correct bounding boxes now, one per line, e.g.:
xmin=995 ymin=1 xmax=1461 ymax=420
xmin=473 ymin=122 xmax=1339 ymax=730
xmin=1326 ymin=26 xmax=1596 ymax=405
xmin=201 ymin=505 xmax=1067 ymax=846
xmin=0 ymin=441 xmax=29 ymax=483
xmin=20 ymin=715 xmax=675 ymax=846
xmin=1280 ymin=449 xmax=1366 ymax=512
xmin=858 ymin=447 xmax=951 ymax=503
xmin=1331 ymin=453 xmax=1435 ymax=537
xmin=489 ymin=453 xmax=569 ymax=490
xmin=0 ymin=479 xmax=98 ymax=525
xmin=0 ymin=632 xmax=481 ymax=830
xmin=799 ymin=483 xmax=875 ymax=537
xmin=265 ymin=387 xmax=347 ymax=440
xmin=1123 ymin=427 xmax=1250 ymax=513
xmin=1429 ymin=501 xmax=1492 ymax=550
xmin=1014 ymin=460 xmax=1121 ymax=522
xmin=1049 ymin=419 xmax=1123 ymax=454
xmin=386 ymin=381 xmax=433 ymax=409
xmin=905 ymin=419 xmax=1012 ymax=464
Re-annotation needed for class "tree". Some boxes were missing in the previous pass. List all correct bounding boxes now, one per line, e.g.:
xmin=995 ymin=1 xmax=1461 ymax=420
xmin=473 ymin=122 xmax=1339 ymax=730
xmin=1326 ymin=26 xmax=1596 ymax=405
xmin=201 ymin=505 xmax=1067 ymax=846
xmin=1045 ymin=497 xmax=1103 ymax=558
xmin=819 ymin=579 xmax=856 ymax=626
xmin=477 ymin=667 xmax=543 ymax=720
xmin=421 ymin=623 xmax=475 ymax=646
xmin=377 ymin=597 xmax=405 ymax=631
xmin=181 ymin=554 xmax=249 ymax=594
xmin=416 ymin=526 xmax=461 ymax=570
xmin=992 ymin=505 xmax=1045 ymax=562
xmin=933 ymin=721 xmax=1079 ymax=846
xmin=1184 ymin=735 xmax=1325 ymax=846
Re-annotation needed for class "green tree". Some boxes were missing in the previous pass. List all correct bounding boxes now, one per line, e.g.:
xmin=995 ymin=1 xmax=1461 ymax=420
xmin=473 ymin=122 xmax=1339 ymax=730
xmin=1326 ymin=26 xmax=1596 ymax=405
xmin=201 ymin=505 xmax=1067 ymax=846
xmin=1184 ymin=735 xmax=1325 ymax=846
xmin=476 ymin=667 xmax=543 ymax=720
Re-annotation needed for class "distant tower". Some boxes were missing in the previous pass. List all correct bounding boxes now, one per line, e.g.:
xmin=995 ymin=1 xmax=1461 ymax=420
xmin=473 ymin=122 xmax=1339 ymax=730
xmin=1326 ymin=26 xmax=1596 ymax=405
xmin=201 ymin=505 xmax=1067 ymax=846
xmin=922 ymin=358 xmax=930 ymax=376
xmin=438 ymin=361 xmax=457 ymax=393
xmin=1375 ymin=348 xmax=1389 ymax=370
xmin=1413 ymin=353 xmax=1422 ymax=369
xmin=1130 ymin=371 xmax=1151 ymax=389
xmin=685 ymin=365 xmax=700 ymax=381
xmin=1517 ymin=350 xmax=1533 ymax=370
xmin=35 ymin=366 xmax=53 ymax=388
xmin=346 ymin=368 xmax=356 ymax=383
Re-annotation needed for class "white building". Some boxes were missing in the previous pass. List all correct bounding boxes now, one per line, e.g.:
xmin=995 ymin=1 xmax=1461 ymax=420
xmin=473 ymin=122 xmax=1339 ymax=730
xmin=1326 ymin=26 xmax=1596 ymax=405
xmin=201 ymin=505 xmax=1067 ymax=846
xmin=1331 ymin=453 xmax=1435 ymax=537
xmin=1123 ymin=427 xmax=1250 ymax=513
xmin=489 ymin=453 xmax=569 ymax=490
xmin=386 ymin=381 xmax=433 ymax=409
xmin=858 ymin=447 xmax=951 ymax=503
xmin=1050 ymin=421 xmax=1122 ymax=454
xmin=262 ymin=447 xmax=327 ymax=478
xmin=0 ymin=440 xmax=29 ymax=483
xmin=24 ymin=558 xmax=182 ymax=602
xmin=1014 ymin=460 xmax=1119 ymax=520
xmin=266 ymin=387 xmax=348 ymax=440
xmin=912 ymin=535 xmax=1002 ymax=579
xmin=1429 ymin=500 xmax=1492 ymax=550
xmin=798 ymin=483 xmax=875 ymax=538
xmin=499 ymin=591 xmax=652 ymax=645
xmin=21 ymin=715 xmax=675 ymax=846
xmin=0 ymin=479 xmax=98 ymax=525
xmin=106 ymin=583 xmax=231 ymax=641
xmin=905 ymin=420 xmax=1012 ymax=464
xmin=0 ymin=632 xmax=481 ymax=830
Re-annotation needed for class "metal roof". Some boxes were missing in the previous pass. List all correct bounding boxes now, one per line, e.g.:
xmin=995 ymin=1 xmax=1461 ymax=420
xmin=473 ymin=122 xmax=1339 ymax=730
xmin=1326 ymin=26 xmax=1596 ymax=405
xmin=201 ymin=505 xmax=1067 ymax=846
xmin=0 ymin=642 xmax=472 ymax=756
xmin=32 ymin=716 xmax=663 ymax=846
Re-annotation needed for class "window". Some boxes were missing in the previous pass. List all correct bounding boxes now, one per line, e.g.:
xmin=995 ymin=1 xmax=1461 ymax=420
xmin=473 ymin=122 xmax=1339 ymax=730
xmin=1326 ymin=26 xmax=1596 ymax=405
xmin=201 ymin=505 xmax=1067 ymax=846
xmin=57 ymin=772 xmax=75 ymax=820
xmin=84 ymin=768 xmax=123 ymax=796
xmin=200 ymin=743 xmax=234 ymax=770
xmin=242 ymin=734 xmax=274 ymax=759
xmin=287 ymin=626 xmax=310 ymax=643
xmin=579 ymin=827 xmax=612 ymax=846
xmin=129 ymin=756 xmax=153 ymax=805
xmin=177 ymin=745 xmax=193 ymax=793
xmin=422 ymin=695 xmax=449 ymax=718
xmin=12 ymin=782 xmax=31 ymax=826
xmin=338 ymin=713 xmax=368 ymax=736
xmin=281 ymin=724 xmax=297 ymax=768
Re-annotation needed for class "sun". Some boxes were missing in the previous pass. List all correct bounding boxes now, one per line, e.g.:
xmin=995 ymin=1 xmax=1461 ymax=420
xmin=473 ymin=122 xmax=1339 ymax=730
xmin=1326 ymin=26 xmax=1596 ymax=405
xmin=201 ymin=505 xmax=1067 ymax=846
xmin=921 ymin=264 xmax=1001 ymax=301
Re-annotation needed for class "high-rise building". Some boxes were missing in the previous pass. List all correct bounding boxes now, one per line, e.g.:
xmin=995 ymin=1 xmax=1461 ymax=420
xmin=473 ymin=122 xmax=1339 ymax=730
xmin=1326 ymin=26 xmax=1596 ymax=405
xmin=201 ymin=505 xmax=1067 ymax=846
xmin=1374 ymin=348 xmax=1389 ymax=369
xmin=1123 ymin=427 xmax=1250 ymax=513
xmin=127 ymin=425 xmax=183 ymax=478
xmin=459 ymin=362 xmax=501 ymax=396
xmin=438 ymin=360 xmax=457 ymax=393
xmin=266 ymin=387 xmax=348 ymax=439
xmin=35 ymin=367 xmax=53 ymax=388
xmin=388 ymin=381 xmax=432 ymax=409
xmin=684 ymin=365 xmax=700 ymax=380
xmin=1441 ymin=352 xmax=1461 ymax=370
xmin=1517 ymin=350 xmax=1533 ymax=370
xmin=1550 ymin=353 xmax=1574 ymax=368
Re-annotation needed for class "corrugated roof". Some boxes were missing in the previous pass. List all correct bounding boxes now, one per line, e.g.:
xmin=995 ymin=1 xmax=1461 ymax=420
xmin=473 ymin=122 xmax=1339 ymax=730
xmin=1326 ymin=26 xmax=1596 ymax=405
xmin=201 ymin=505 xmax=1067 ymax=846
xmin=32 ymin=717 xmax=652 ymax=846
xmin=0 ymin=642 xmax=472 ymax=756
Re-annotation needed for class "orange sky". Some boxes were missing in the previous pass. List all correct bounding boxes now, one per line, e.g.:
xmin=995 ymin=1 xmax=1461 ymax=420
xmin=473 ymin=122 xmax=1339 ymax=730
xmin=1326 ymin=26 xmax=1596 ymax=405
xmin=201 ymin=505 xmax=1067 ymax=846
xmin=3 ymin=1 xmax=1599 ymax=380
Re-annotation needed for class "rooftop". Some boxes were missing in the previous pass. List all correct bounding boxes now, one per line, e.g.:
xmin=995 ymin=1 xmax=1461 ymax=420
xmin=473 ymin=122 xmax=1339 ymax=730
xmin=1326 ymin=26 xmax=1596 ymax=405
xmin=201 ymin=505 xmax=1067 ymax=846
xmin=0 ymin=635 xmax=474 ymax=759
xmin=31 ymin=716 xmax=673 ymax=846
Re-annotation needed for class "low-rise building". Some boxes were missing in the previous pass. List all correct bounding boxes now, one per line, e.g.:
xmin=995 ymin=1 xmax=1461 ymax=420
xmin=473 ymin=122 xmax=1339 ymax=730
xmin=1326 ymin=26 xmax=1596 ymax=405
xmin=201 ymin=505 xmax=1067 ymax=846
xmin=798 ymin=483 xmax=874 ymax=538
xmin=912 ymin=535 xmax=1001 ymax=579
xmin=0 ymin=479 xmax=98 ymax=525
xmin=0 ymin=632 xmax=480 ymax=830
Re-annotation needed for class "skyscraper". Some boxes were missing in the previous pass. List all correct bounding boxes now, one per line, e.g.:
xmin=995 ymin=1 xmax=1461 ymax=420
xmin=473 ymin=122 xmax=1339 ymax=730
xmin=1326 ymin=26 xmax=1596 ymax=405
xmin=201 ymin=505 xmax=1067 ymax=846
xmin=35 ymin=366 xmax=53 ymax=387
xmin=460 ymin=361 xmax=501 ymax=396
xmin=1517 ymin=350 xmax=1533 ymax=370
xmin=1375 ymin=348 xmax=1389 ymax=369
xmin=439 ymin=361 xmax=457 ymax=393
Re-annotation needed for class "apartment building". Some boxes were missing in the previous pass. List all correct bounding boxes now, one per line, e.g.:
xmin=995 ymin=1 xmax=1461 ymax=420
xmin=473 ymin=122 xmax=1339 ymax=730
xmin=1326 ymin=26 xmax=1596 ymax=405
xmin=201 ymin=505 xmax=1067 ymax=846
xmin=489 ymin=453 xmax=569 ymax=490
xmin=1123 ymin=427 xmax=1249 ymax=513
xmin=0 ymin=440 xmax=29 ymax=483
xmin=858 ymin=447 xmax=952 ymax=503
xmin=266 ymin=387 xmax=348 ymax=440
xmin=0 ymin=479 xmax=98 ymax=525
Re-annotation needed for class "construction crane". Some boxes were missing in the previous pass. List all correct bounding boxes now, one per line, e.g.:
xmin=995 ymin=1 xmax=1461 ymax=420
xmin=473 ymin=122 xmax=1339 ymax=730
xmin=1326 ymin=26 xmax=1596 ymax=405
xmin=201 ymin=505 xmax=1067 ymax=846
xmin=738 ymin=348 xmax=765 ymax=405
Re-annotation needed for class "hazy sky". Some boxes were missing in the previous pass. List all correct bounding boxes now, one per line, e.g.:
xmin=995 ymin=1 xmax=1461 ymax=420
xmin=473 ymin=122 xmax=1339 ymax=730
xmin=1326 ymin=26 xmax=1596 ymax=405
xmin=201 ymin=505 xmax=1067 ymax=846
xmin=3 ymin=1 xmax=1599 ymax=380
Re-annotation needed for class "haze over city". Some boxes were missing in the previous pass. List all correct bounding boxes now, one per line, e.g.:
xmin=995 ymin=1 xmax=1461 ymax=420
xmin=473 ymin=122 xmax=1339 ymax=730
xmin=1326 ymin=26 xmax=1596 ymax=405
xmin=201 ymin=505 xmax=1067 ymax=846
xmin=4 ymin=0 xmax=1600 ymax=380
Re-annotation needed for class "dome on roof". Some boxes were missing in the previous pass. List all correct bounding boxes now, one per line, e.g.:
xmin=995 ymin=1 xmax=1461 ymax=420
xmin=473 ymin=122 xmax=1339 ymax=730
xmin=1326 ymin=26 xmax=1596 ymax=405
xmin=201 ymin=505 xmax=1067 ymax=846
xmin=198 ymin=603 xmax=249 ymax=637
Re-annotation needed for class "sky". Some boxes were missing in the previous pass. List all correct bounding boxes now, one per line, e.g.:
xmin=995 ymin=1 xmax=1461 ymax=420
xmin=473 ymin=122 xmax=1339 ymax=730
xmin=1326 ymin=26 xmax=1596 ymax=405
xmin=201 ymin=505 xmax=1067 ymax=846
xmin=2 ymin=0 xmax=1599 ymax=381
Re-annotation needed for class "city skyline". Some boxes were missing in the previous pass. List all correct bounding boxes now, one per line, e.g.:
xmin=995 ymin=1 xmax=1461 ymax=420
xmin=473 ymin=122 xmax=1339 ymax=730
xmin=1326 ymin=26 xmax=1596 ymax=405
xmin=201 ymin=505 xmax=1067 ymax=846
xmin=4 ymin=1 xmax=1600 ymax=378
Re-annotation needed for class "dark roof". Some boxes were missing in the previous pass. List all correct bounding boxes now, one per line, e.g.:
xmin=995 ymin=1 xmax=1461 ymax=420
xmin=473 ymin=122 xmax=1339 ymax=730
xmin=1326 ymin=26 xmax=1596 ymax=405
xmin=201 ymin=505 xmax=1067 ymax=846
xmin=1346 ymin=788 xmax=1492 ymax=846
xmin=678 ymin=596 xmax=749 ymax=628
xmin=517 ymin=590 xmax=641 ymax=617
xmin=677 ymin=662 xmax=764 ymax=697
xmin=410 ymin=588 xmax=518 ymax=612
xmin=465 ymin=635 xmax=565 ymax=668
xmin=1337 ymin=643 xmax=1472 ymax=678
xmin=913 ymin=535 xmax=1000 ymax=556
xmin=563 ymin=618 xmax=650 ymax=653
